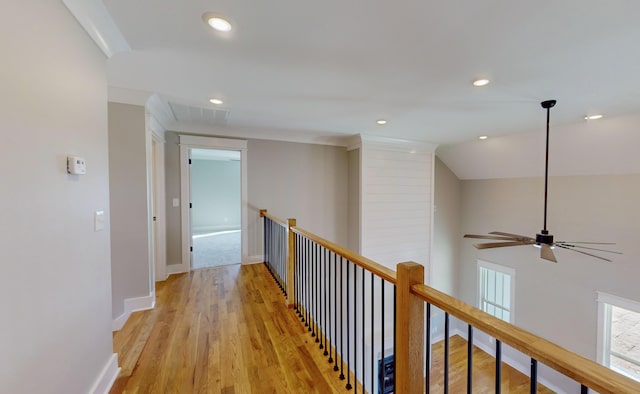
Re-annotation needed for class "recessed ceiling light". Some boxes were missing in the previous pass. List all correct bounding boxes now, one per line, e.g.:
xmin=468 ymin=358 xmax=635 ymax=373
xmin=209 ymin=98 xmax=224 ymax=105
xmin=376 ymin=119 xmax=387 ymax=125
xmin=202 ymin=13 xmax=232 ymax=32
xmin=479 ymin=135 xmax=488 ymax=140
xmin=472 ymin=79 xmax=490 ymax=87
xmin=585 ymin=114 xmax=603 ymax=120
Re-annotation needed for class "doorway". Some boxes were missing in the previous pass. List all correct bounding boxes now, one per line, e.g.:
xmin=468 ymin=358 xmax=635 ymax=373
xmin=179 ymin=135 xmax=248 ymax=273
xmin=190 ymin=149 xmax=241 ymax=269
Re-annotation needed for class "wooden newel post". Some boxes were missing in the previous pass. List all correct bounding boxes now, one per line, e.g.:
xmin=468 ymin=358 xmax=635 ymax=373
xmin=396 ymin=261 xmax=425 ymax=394
xmin=286 ymin=218 xmax=296 ymax=308
xmin=259 ymin=209 xmax=267 ymax=217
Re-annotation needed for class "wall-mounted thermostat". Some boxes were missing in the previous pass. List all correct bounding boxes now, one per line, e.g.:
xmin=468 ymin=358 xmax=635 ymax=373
xmin=67 ymin=156 xmax=86 ymax=175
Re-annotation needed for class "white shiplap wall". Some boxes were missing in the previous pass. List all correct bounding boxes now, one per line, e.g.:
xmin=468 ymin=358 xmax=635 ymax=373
xmin=357 ymin=136 xmax=437 ymax=275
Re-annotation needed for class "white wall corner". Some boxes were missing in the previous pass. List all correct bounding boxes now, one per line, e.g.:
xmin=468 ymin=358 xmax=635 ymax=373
xmin=62 ymin=0 xmax=130 ymax=58
xmin=146 ymin=94 xmax=176 ymax=133
xmin=360 ymin=134 xmax=439 ymax=153
xmin=89 ymin=353 xmax=120 ymax=394
xmin=246 ymin=255 xmax=265 ymax=264
xmin=112 ymin=293 xmax=156 ymax=331
xmin=345 ymin=134 xmax=363 ymax=151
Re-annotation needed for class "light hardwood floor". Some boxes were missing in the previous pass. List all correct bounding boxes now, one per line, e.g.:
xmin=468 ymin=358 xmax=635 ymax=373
xmin=112 ymin=263 xmax=550 ymax=393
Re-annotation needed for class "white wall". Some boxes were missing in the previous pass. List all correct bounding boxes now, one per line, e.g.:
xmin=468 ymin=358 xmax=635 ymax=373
xmin=0 ymin=1 xmax=115 ymax=392
xmin=459 ymin=174 xmax=640 ymax=362
xmin=108 ymin=102 xmax=151 ymax=319
xmin=432 ymin=157 xmax=461 ymax=295
xmin=191 ymin=159 xmax=241 ymax=232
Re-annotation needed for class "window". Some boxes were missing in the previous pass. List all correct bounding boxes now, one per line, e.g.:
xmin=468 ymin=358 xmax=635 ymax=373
xmin=477 ymin=260 xmax=515 ymax=323
xmin=597 ymin=292 xmax=640 ymax=382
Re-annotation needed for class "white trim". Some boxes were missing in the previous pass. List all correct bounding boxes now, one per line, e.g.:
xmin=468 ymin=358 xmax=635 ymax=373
xmin=149 ymin=124 xmax=167 ymax=282
xmin=146 ymin=94 xmax=176 ymax=132
xmin=166 ymin=264 xmax=188 ymax=275
xmin=89 ymin=353 xmax=120 ymax=394
xmin=144 ymin=118 xmax=157 ymax=305
xmin=112 ymin=293 xmax=156 ymax=331
xmin=61 ymin=0 xmax=130 ymax=58
xmin=360 ymin=134 xmax=439 ymax=153
xmin=246 ymin=255 xmax=264 ymax=264
xmin=596 ymin=291 xmax=640 ymax=368
xmin=450 ymin=326 xmax=566 ymax=393
xmin=477 ymin=260 xmax=516 ymax=323
xmin=179 ymin=136 xmax=249 ymax=272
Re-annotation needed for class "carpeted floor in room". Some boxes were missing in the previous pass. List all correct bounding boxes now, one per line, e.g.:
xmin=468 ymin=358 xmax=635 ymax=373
xmin=192 ymin=229 xmax=241 ymax=269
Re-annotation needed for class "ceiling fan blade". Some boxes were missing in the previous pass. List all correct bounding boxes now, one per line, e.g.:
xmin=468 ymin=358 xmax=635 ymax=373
xmin=555 ymin=241 xmax=616 ymax=245
xmin=464 ymin=234 xmax=520 ymax=241
xmin=540 ymin=244 xmax=557 ymax=263
xmin=555 ymin=243 xmax=622 ymax=255
xmin=474 ymin=241 xmax=532 ymax=249
xmin=555 ymin=244 xmax=612 ymax=262
xmin=489 ymin=231 xmax=536 ymax=241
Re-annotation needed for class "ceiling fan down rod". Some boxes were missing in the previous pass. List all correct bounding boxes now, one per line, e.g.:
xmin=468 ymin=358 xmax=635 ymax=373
xmin=541 ymin=99 xmax=556 ymax=234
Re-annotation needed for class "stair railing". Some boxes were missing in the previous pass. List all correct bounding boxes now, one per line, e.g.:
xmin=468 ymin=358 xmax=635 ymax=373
xmin=260 ymin=209 xmax=640 ymax=394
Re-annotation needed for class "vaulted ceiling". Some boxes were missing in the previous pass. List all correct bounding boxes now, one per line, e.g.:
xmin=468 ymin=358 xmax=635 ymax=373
xmin=66 ymin=0 xmax=640 ymax=178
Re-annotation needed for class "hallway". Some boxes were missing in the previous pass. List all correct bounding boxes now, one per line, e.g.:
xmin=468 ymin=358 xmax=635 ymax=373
xmin=111 ymin=264 xmax=349 ymax=393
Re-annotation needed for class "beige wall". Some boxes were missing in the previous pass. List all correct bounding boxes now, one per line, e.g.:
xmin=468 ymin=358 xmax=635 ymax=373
xmin=247 ymin=139 xmax=349 ymax=257
xmin=0 ymin=1 xmax=114 ymax=392
xmin=163 ymin=135 xmax=349 ymax=266
xmin=459 ymin=174 xmax=640 ymax=360
xmin=108 ymin=103 xmax=151 ymax=319
xmin=347 ymin=148 xmax=360 ymax=252
xmin=165 ymin=132 xmax=182 ymax=265
xmin=432 ymin=157 xmax=461 ymax=295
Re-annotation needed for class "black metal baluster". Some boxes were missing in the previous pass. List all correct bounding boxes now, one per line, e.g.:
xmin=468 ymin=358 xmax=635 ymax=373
xmin=393 ymin=286 xmax=397 ymax=394
xmin=445 ymin=312 xmax=450 ymax=394
xmin=361 ymin=266 xmax=365 ymax=394
xmin=312 ymin=243 xmax=317 ymax=338
xmin=530 ymin=358 xmax=537 ymax=394
xmin=346 ymin=260 xmax=352 ymax=390
xmin=340 ymin=256 xmax=345 ymax=380
xmin=296 ymin=234 xmax=300 ymax=315
xmin=371 ymin=271 xmax=374 ymax=394
xmin=352 ymin=263 xmax=357 ymax=393
xmin=328 ymin=251 xmax=334 ymax=363
xmin=319 ymin=246 xmax=324 ymax=349
xmin=468 ymin=325 xmax=473 ymax=394
xmin=581 ymin=385 xmax=589 ymax=394
xmin=426 ymin=303 xmax=431 ymax=394
xmin=380 ymin=278 xmax=385 ymax=394
xmin=324 ymin=248 xmax=329 ymax=355
xmin=333 ymin=253 xmax=339 ymax=371
xmin=315 ymin=243 xmax=320 ymax=343
xmin=496 ymin=340 xmax=502 ymax=394
xmin=305 ymin=238 xmax=310 ymax=329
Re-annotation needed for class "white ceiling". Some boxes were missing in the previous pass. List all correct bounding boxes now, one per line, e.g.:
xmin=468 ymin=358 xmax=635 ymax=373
xmin=67 ymin=1 xmax=640 ymax=177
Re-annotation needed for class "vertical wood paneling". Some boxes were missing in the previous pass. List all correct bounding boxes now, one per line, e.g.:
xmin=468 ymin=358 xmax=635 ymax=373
xmin=360 ymin=138 xmax=436 ymax=273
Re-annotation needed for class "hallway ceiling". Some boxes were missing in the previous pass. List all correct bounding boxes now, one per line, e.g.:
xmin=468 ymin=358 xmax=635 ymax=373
xmin=96 ymin=1 xmax=640 ymax=148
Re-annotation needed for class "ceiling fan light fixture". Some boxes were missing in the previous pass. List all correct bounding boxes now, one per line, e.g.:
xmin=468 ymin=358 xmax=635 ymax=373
xmin=472 ymin=78 xmax=490 ymax=87
xmin=203 ymin=13 xmax=233 ymax=32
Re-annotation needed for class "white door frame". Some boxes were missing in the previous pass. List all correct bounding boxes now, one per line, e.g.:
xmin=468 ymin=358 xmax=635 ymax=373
xmin=179 ymin=135 xmax=248 ymax=272
xmin=146 ymin=113 xmax=167 ymax=285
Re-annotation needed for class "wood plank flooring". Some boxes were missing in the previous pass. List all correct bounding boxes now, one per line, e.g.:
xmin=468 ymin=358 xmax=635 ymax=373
xmin=112 ymin=263 xmax=552 ymax=393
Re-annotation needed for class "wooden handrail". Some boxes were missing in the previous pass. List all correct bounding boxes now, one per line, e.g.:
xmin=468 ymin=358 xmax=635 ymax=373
xmin=291 ymin=226 xmax=397 ymax=284
xmin=259 ymin=209 xmax=288 ymax=227
xmin=411 ymin=283 xmax=640 ymax=394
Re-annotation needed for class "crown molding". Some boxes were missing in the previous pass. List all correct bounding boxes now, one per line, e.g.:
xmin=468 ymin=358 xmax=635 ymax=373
xmin=62 ymin=0 xmax=130 ymax=58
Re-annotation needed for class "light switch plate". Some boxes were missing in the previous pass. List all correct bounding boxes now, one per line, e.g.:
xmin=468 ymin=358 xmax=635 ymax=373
xmin=94 ymin=211 xmax=105 ymax=232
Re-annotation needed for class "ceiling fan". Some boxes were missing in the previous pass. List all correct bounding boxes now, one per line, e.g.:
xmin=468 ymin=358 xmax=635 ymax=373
xmin=464 ymin=100 xmax=621 ymax=263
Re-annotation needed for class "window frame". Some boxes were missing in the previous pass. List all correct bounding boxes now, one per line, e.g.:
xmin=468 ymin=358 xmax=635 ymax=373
xmin=596 ymin=291 xmax=640 ymax=380
xmin=477 ymin=260 xmax=516 ymax=324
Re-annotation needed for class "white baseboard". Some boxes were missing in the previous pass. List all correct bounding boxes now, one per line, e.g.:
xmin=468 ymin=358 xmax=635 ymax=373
xmin=89 ymin=353 xmax=120 ymax=394
xmin=166 ymin=263 xmax=188 ymax=275
xmin=112 ymin=293 xmax=156 ymax=331
xmin=246 ymin=255 xmax=263 ymax=264
xmin=448 ymin=327 xmax=566 ymax=393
